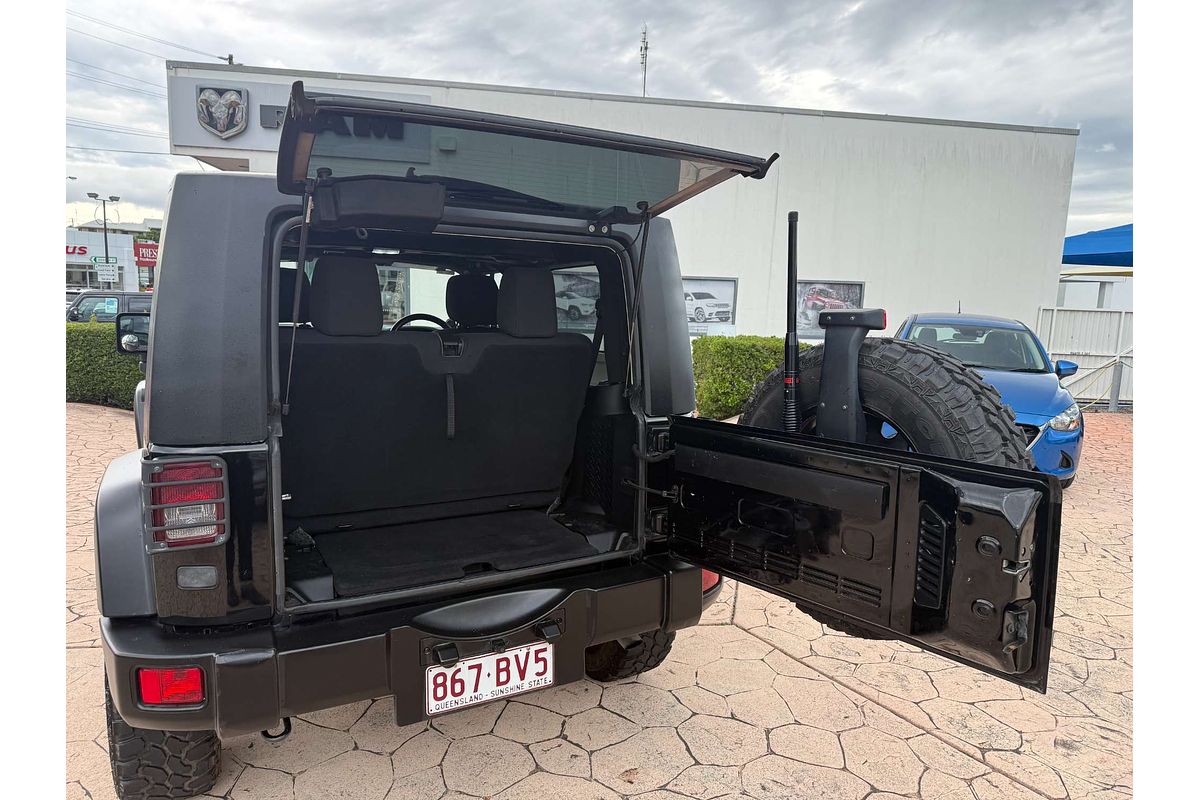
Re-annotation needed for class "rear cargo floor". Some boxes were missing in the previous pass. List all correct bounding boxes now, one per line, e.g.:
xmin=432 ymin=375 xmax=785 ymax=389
xmin=315 ymin=510 xmax=599 ymax=597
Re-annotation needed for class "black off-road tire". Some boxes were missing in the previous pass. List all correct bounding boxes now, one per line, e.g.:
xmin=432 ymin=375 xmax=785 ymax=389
xmin=106 ymin=682 xmax=220 ymax=800
xmin=585 ymin=630 xmax=676 ymax=681
xmin=738 ymin=338 xmax=1033 ymax=638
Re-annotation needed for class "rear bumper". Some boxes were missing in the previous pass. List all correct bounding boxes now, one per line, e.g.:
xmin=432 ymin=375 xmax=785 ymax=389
xmin=102 ymin=557 xmax=703 ymax=738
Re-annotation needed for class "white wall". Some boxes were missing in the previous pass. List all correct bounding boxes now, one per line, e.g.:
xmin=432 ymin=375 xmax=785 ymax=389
xmin=1057 ymin=277 xmax=1133 ymax=311
xmin=168 ymin=65 xmax=1078 ymax=336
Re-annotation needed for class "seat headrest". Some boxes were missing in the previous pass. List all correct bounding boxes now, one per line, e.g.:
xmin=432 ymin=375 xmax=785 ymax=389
xmin=446 ymin=274 xmax=498 ymax=328
xmin=497 ymin=269 xmax=558 ymax=338
xmin=915 ymin=327 xmax=937 ymax=344
xmin=279 ymin=267 xmax=311 ymax=324
xmin=309 ymin=256 xmax=383 ymax=336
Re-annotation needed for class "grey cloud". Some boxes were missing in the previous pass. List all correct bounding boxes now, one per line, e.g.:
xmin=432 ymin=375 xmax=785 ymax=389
xmin=66 ymin=0 xmax=1130 ymax=231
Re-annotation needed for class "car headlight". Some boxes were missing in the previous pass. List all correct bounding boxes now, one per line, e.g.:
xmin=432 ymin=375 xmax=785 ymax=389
xmin=1049 ymin=403 xmax=1081 ymax=432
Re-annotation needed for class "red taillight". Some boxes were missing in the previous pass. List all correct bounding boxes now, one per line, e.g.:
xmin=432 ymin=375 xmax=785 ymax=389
xmin=701 ymin=569 xmax=721 ymax=592
xmin=137 ymin=667 xmax=205 ymax=705
xmin=150 ymin=461 xmax=225 ymax=547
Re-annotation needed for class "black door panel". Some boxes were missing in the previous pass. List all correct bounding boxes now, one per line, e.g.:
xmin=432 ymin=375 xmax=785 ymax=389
xmin=666 ymin=417 xmax=1061 ymax=691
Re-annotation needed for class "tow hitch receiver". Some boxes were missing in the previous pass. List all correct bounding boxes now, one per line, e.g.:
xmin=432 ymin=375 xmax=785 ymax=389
xmin=815 ymin=308 xmax=887 ymax=442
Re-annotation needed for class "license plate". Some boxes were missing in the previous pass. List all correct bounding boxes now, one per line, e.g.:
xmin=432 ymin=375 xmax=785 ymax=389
xmin=425 ymin=642 xmax=554 ymax=716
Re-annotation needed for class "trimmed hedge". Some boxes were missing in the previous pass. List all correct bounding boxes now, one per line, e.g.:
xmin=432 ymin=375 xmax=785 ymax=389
xmin=66 ymin=322 xmax=143 ymax=410
xmin=692 ymin=335 xmax=808 ymax=419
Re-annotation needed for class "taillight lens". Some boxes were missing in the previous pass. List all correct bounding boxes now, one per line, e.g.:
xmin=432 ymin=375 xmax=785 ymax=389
xmin=150 ymin=461 xmax=225 ymax=547
xmin=701 ymin=569 xmax=721 ymax=592
xmin=137 ymin=667 xmax=205 ymax=705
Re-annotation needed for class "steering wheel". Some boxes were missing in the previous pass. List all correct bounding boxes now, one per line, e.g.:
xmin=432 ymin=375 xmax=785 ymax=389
xmin=391 ymin=313 xmax=449 ymax=331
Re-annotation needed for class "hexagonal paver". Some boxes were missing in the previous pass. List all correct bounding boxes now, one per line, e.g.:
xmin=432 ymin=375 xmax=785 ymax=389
xmin=853 ymin=661 xmax=938 ymax=702
xmin=351 ymin=699 xmax=428 ymax=754
xmin=495 ymin=772 xmax=621 ymax=800
xmin=1022 ymin=719 xmax=1133 ymax=787
xmin=840 ymin=726 xmax=924 ymax=794
xmin=741 ymin=754 xmax=871 ymax=800
xmin=985 ymin=751 xmax=1068 ymax=799
xmin=391 ymin=730 xmax=451 ymax=779
xmin=862 ymin=701 xmax=922 ymax=739
xmin=919 ymin=769 xmax=971 ymax=800
xmin=673 ymin=685 xmax=730 ymax=717
xmin=696 ymin=658 xmax=778 ymax=696
xmin=493 ymin=701 xmax=564 ymax=743
xmin=226 ymin=717 xmax=353 ymax=772
xmin=301 ymin=699 xmax=372 ymax=731
xmin=727 ymin=687 xmax=794 ymax=728
xmin=530 ymin=738 xmax=590 ymax=777
xmin=592 ymin=727 xmax=694 ymax=794
xmin=295 ymin=750 xmax=393 ymax=800
xmin=564 ymin=706 xmax=639 ymax=751
xmin=930 ymin=666 xmax=1023 ymax=703
xmin=601 ymin=682 xmax=691 ymax=727
xmin=441 ymin=734 xmax=534 ymax=796
xmin=383 ymin=766 xmax=445 ymax=800
xmin=976 ymin=699 xmax=1058 ymax=733
xmin=810 ymin=634 xmax=894 ymax=665
xmin=768 ymin=724 xmax=844 ymax=768
xmin=521 ymin=679 xmax=603 ymax=715
xmin=971 ymin=772 xmax=1046 ymax=800
xmin=774 ymin=675 xmax=864 ymax=732
xmin=907 ymin=734 xmax=990 ymax=779
xmin=638 ymin=659 xmax=697 ymax=690
xmin=678 ymin=715 xmax=768 ymax=766
xmin=920 ymin=698 xmax=1022 ymax=750
xmin=667 ymin=764 xmax=742 ymax=798
xmin=668 ymin=625 xmax=751 ymax=666
xmin=430 ymin=700 xmax=503 ymax=738
xmin=231 ymin=766 xmax=294 ymax=800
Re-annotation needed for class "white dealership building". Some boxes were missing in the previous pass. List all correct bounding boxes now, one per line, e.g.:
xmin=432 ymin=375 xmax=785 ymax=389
xmin=164 ymin=61 xmax=1078 ymax=338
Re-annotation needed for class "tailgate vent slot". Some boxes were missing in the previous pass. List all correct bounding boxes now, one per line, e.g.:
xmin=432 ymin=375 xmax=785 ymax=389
xmin=915 ymin=503 xmax=949 ymax=609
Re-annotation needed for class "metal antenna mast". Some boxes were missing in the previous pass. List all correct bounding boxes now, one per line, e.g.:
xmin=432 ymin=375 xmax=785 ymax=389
xmin=639 ymin=25 xmax=649 ymax=97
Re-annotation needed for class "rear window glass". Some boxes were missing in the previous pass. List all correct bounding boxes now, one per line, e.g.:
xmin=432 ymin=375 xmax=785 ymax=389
xmin=307 ymin=115 xmax=728 ymax=216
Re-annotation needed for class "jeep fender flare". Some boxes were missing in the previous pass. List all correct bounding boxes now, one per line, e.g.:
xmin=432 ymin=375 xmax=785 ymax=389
xmin=95 ymin=451 xmax=157 ymax=617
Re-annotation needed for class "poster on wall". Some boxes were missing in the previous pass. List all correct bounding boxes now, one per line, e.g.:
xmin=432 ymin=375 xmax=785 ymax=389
xmin=683 ymin=277 xmax=738 ymax=336
xmin=795 ymin=280 xmax=865 ymax=338
xmin=553 ymin=269 xmax=601 ymax=334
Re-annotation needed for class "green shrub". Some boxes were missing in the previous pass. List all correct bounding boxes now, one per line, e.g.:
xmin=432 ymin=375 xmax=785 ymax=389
xmin=692 ymin=335 xmax=808 ymax=419
xmin=66 ymin=322 xmax=143 ymax=410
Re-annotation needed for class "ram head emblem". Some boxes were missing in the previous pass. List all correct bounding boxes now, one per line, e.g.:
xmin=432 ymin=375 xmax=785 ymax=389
xmin=196 ymin=88 xmax=248 ymax=139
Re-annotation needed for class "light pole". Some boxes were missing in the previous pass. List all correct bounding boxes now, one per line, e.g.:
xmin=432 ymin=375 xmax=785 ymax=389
xmin=87 ymin=192 xmax=120 ymax=285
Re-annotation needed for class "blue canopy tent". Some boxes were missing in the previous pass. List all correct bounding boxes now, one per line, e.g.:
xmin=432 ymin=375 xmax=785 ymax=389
xmin=1062 ymin=223 xmax=1132 ymax=268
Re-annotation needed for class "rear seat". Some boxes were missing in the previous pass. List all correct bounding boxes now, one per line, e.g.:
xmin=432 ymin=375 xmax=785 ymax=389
xmin=281 ymin=259 xmax=593 ymax=531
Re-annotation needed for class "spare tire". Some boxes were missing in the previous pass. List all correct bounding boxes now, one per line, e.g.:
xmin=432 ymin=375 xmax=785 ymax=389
xmin=737 ymin=337 xmax=1033 ymax=638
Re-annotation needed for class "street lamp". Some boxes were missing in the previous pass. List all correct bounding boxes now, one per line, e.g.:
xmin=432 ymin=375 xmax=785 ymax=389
xmin=86 ymin=192 xmax=121 ymax=286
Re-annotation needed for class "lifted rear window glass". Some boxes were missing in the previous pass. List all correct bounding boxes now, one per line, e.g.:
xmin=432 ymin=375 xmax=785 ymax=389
xmin=308 ymin=116 xmax=727 ymax=217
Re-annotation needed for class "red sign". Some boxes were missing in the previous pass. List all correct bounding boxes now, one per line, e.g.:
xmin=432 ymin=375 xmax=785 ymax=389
xmin=66 ymin=245 xmax=88 ymax=256
xmin=135 ymin=242 xmax=159 ymax=268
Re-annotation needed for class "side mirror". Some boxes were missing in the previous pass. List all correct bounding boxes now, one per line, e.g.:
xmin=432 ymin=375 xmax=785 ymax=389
xmin=67 ymin=308 xmax=81 ymax=321
xmin=1055 ymin=359 xmax=1078 ymax=378
xmin=115 ymin=312 xmax=150 ymax=355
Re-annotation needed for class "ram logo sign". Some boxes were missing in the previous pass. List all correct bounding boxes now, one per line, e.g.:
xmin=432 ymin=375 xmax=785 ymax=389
xmin=196 ymin=87 xmax=248 ymax=139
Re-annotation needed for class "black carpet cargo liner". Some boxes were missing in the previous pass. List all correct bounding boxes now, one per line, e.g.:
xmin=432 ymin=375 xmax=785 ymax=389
xmin=314 ymin=510 xmax=598 ymax=597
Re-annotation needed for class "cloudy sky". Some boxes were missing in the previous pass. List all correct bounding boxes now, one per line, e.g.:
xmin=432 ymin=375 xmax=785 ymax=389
xmin=65 ymin=0 xmax=1130 ymax=235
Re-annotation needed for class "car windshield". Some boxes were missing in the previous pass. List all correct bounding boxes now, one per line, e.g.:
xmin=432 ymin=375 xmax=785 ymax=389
xmin=909 ymin=323 xmax=1050 ymax=372
xmin=693 ymin=292 xmax=716 ymax=299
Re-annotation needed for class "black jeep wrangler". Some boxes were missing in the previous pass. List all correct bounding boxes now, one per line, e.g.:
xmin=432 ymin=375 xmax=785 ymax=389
xmin=97 ymin=83 xmax=1061 ymax=799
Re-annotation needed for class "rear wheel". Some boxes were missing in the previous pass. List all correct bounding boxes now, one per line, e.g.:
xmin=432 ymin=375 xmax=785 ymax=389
xmin=738 ymin=338 xmax=1033 ymax=638
xmin=585 ymin=630 xmax=676 ymax=681
xmin=106 ymin=681 xmax=220 ymax=800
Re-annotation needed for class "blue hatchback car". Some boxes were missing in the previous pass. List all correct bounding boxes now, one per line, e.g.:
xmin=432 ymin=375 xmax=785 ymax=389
xmin=894 ymin=313 xmax=1083 ymax=486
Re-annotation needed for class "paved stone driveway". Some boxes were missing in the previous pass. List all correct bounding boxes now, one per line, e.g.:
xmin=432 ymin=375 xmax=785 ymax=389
xmin=66 ymin=404 xmax=1132 ymax=800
